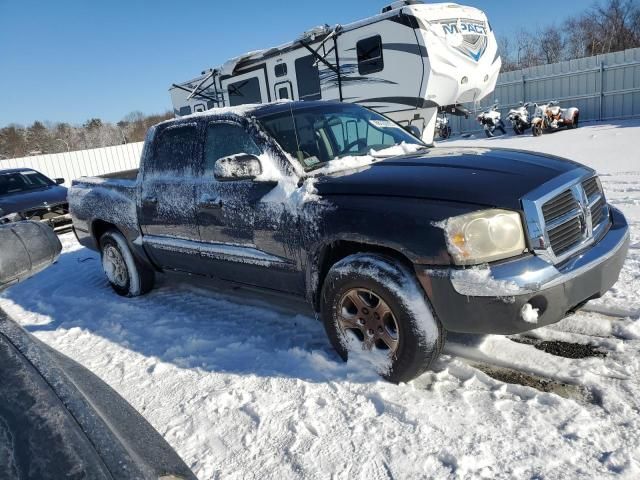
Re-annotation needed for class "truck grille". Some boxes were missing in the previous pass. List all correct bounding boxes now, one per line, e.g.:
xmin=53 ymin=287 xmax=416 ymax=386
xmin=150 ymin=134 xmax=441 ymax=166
xmin=534 ymin=175 xmax=610 ymax=263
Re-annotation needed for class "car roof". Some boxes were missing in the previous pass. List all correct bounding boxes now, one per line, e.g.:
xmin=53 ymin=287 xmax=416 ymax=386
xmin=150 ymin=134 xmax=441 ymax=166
xmin=0 ymin=168 xmax=40 ymax=174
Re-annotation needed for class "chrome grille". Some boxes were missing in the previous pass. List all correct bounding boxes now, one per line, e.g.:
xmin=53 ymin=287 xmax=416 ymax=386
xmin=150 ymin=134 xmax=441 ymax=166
xmin=523 ymin=171 xmax=611 ymax=265
xmin=547 ymin=216 xmax=582 ymax=255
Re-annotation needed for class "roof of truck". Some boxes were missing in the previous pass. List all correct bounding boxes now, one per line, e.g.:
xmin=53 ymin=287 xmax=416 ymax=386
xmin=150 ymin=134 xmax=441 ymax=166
xmin=165 ymin=100 xmax=347 ymax=126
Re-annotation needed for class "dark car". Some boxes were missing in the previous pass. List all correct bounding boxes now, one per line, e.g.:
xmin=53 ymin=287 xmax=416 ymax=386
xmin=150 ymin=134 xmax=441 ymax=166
xmin=0 ymin=222 xmax=196 ymax=480
xmin=69 ymin=100 xmax=629 ymax=383
xmin=0 ymin=168 xmax=72 ymax=233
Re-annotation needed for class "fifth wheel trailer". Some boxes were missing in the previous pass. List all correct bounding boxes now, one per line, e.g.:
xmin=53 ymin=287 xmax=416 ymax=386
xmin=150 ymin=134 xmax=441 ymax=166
xmin=169 ymin=1 xmax=501 ymax=144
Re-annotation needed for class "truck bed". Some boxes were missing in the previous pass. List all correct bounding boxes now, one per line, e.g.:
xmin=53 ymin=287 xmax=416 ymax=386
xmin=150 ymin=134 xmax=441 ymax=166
xmin=69 ymin=174 xmax=141 ymax=246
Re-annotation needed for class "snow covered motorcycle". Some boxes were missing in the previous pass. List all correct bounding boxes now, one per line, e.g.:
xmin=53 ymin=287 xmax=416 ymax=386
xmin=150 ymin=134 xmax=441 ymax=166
xmin=435 ymin=111 xmax=452 ymax=139
xmin=477 ymin=104 xmax=506 ymax=138
xmin=531 ymin=101 xmax=580 ymax=137
xmin=507 ymin=102 xmax=532 ymax=135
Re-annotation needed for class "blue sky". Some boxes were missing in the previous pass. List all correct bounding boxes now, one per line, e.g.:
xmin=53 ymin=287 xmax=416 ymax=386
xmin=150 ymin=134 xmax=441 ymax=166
xmin=0 ymin=0 xmax=588 ymax=127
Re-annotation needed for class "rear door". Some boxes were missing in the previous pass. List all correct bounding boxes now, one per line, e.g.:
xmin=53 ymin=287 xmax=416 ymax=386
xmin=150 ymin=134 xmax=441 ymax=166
xmin=139 ymin=123 xmax=204 ymax=272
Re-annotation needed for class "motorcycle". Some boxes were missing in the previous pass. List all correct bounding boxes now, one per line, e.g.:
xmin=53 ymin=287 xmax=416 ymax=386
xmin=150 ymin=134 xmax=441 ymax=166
xmin=507 ymin=102 xmax=532 ymax=135
xmin=477 ymin=104 xmax=506 ymax=138
xmin=435 ymin=111 xmax=452 ymax=139
xmin=531 ymin=101 xmax=580 ymax=137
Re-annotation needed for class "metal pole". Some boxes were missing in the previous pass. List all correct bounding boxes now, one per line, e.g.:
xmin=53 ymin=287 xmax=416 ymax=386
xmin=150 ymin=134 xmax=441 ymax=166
xmin=522 ymin=74 xmax=526 ymax=103
xmin=599 ymin=61 xmax=604 ymax=121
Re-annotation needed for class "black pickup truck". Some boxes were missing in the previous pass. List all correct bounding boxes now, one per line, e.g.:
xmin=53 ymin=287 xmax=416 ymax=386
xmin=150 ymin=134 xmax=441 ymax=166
xmin=70 ymin=101 xmax=629 ymax=383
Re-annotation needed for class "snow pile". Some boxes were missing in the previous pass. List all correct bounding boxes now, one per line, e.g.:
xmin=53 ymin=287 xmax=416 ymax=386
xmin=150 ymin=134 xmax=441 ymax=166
xmin=521 ymin=303 xmax=540 ymax=324
xmin=449 ymin=266 xmax=522 ymax=297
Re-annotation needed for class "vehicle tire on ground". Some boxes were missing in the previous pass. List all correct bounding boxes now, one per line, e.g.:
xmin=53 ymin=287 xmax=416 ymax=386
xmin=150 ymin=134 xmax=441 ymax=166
xmin=320 ymin=253 xmax=444 ymax=383
xmin=571 ymin=113 xmax=579 ymax=129
xmin=532 ymin=124 xmax=543 ymax=136
xmin=99 ymin=229 xmax=154 ymax=297
xmin=513 ymin=123 xmax=524 ymax=135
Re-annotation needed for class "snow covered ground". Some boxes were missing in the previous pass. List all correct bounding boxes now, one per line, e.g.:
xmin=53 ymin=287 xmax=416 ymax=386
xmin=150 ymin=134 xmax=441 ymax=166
xmin=3 ymin=120 xmax=640 ymax=479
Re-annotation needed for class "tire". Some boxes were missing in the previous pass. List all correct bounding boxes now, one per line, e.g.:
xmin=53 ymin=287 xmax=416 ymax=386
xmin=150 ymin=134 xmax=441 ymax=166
xmin=572 ymin=113 xmax=579 ymax=129
xmin=532 ymin=124 xmax=543 ymax=137
xmin=513 ymin=124 xmax=524 ymax=135
xmin=320 ymin=253 xmax=444 ymax=383
xmin=442 ymin=126 xmax=451 ymax=139
xmin=99 ymin=230 xmax=154 ymax=297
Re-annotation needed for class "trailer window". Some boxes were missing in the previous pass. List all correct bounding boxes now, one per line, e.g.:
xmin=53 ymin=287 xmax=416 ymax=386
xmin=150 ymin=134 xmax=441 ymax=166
xmin=357 ymin=35 xmax=384 ymax=75
xmin=274 ymin=63 xmax=287 ymax=77
xmin=228 ymin=77 xmax=262 ymax=106
xmin=295 ymin=55 xmax=321 ymax=101
xmin=151 ymin=125 xmax=198 ymax=174
xmin=204 ymin=123 xmax=261 ymax=173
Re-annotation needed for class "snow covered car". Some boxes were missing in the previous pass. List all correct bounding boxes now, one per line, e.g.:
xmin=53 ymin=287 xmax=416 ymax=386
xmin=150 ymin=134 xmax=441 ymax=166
xmin=0 ymin=223 xmax=196 ymax=480
xmin=0 ymin=168 xmax=73 ymax=233
xmin=69 ymin=101 xmax=629 ymax=383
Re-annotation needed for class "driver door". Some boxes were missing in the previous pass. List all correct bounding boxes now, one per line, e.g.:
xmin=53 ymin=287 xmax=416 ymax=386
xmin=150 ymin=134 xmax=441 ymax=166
xmin=194 ymin=120 xmax=303 ymax=293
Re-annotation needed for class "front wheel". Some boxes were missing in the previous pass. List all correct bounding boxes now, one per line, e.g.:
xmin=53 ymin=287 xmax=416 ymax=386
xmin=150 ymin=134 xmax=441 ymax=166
xmin=321 ymin=254 xmax=444 ymax=383
xmin=532 ymin=123 xmax=543 ymax=137
xmin=100 ymin=230 xmax=154 ymax=297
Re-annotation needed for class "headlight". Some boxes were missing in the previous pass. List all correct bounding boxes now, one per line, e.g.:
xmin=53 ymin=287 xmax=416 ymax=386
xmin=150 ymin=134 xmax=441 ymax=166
xmin=442 ymin=209 xmax=527 ymax=265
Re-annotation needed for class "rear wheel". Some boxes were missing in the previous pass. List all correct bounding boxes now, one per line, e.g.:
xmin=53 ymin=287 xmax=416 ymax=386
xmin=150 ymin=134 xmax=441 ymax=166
xmin=571 ymin=113 xmax=579 ymax=129
xmin=321 ymin=254 xmax=444 ymax=383
xmin=100 ymin=230 xmax=154 ymax=297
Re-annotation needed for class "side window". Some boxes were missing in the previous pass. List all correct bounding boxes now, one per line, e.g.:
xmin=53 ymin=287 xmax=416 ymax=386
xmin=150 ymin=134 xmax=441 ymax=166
xmin=204 ymin=123 xmax=261 ymax=172
xmin=228 ymin=77 xmax=262 ymax=106
xmin=178 ymin=106 xmax=192 ymax=116
xmin=295 ymin=55 xmax=321 ymax=101
xmin=274 ymin=63 xmax=287 ymax=77
xmin=150 ymin=125 xmax=198 ymax=175
xmin=278 ymin=87 xmax=289 ymax=99
xmin=357 ymin=35 xmax=384 ymax=75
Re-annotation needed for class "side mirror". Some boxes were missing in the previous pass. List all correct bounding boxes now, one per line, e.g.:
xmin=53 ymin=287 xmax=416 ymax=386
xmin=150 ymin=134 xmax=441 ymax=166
xmin=214 ymin=153 xmax=262 ymax=181
xmin=403 ymin=125 xmax=422 ymax=138
xmin=55 ymin=178 xmax=65 ymax=185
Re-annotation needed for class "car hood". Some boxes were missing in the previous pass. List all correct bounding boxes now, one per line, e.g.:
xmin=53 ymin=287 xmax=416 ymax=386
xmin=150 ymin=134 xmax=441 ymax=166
xmin=0 ymin=185 xmax=68 ymax=214
xmin=314 ymin=147 xmax=586 ymax=210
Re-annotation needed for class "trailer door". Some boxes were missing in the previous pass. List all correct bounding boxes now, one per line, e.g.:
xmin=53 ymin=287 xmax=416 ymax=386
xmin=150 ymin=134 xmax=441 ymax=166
xmin=221 ymin=68 xmax=271 ymax=107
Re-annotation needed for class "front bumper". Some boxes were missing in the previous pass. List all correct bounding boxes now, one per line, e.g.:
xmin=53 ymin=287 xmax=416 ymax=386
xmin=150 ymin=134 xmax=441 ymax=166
xmin=417 ymin=207 xmax=630 ymax=334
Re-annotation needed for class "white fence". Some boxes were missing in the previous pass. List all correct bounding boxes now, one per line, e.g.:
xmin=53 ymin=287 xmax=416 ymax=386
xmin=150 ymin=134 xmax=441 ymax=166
xmin=0 ymin=142 xmax=143 ymax=186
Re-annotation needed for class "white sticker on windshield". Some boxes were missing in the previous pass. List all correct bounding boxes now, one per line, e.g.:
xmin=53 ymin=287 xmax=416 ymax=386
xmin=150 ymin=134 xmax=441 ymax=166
xmin=370 ymin=119 xmax=397 ymax=129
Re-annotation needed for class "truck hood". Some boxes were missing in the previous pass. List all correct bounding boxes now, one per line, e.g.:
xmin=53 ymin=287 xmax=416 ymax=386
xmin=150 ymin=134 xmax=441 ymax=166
xmin=314 ymin=147 xmax=585 ymax=210
xmin=0 ymin=184 xmax=68 ymax=215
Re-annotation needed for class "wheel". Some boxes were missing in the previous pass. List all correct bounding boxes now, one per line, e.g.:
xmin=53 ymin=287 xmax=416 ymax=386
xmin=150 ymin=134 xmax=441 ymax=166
xmin=513 ymin=122 xmax=525 ymax=135
xmin=443 ymin=126 xmax=452 ymax=139
xmin=100 ymin=230 xmax=154 ymax=297
xmin=532 ymin=124 xmax=543 ymax=137
xmin=571 ymin=113 xmax=579 ymax=129
xmin=321 ymin=253 xmax=444 ymax=383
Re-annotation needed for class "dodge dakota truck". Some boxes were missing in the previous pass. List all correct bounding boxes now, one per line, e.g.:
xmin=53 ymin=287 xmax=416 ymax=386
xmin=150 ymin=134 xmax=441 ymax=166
xmin=69 ymin=101 xmax=629 ymax=383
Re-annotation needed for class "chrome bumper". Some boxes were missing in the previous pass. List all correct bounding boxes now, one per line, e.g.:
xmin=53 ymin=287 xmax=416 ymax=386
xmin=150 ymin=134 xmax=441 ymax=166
xmin=451 ymin=206 xmax=629 ymax=297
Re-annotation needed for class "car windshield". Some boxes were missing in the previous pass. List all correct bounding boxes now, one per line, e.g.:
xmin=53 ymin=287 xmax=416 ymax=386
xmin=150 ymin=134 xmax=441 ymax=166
xmin=257 ymin=104 xmax=426 ymax=172
xmin=0 ymin=171 xmax=53 ymax=195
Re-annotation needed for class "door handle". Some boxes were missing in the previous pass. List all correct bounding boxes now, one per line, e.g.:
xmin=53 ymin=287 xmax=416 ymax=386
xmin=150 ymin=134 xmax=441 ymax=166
xmin=143 ymin=196 xmax=158 ymax=206
xmin=199 ymin=196 xmax=223 ymax=209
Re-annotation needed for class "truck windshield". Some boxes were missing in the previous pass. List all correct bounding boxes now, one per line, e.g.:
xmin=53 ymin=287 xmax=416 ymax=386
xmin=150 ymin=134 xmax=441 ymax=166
xmin=257 ymin=104 xmax=426 ymax=172
xmin=0 ymin=171 xmax=53 ymax=195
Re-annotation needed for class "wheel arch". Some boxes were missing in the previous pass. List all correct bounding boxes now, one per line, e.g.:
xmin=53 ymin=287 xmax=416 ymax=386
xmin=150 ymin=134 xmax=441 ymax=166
xmin=307 ymin=237 xmax=416 ymax=312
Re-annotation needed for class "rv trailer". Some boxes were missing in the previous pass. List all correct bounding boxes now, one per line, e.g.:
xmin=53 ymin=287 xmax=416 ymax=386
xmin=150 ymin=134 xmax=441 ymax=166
xmin=169 ymin=1 xmax=501 ymax=144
